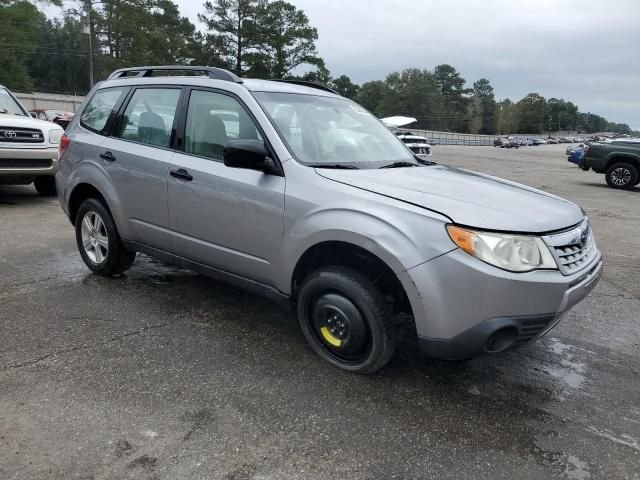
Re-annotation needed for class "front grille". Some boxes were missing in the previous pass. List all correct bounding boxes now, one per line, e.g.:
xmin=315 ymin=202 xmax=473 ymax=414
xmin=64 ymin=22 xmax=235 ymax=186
xmin=545 ymin=220 xmax=598 ymax=275
xmin=0 ymin=159 xmax=52 ymax=169
xmin=410 ymin=146 xmax=431 ymax=155
xmin=0 ymin=127 xmax=45 ymax=143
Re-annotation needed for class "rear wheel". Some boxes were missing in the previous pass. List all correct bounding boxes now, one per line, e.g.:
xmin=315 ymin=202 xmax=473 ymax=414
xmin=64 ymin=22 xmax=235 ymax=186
xmin=605 ymin=162 xmax=638 ymax=189
xmin=34 ymin=176 xmax=56 ymax=196
xmin=75 ymin=198 xmax=136 ymax=276
xmin=297 ymin=266 xmax=397 ymax=374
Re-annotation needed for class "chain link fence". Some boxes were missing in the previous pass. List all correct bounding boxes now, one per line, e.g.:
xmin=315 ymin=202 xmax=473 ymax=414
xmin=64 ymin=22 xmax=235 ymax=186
xmin=398 ymin=129 xmax=493 ymax=146
xmin=399 ymin=129 xmax=567 ymax=146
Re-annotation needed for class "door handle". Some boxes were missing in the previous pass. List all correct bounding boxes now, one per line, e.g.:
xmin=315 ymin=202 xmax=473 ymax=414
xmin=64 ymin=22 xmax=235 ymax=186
xmin=100 ymin=151 xmax=116 ymax=162
xmin=169 ymin=168 xmax=193 ymax=181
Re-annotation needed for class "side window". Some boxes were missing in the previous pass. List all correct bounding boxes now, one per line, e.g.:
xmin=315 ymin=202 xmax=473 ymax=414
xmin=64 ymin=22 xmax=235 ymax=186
xmin=80 ymin=87 xmax=126 ymax=134
xmin=117 ymin=88 xmax=181 ymax=148
xmin=184 ymin=90 xmax=263 ymax=161
xmin=37 ymin=112 xmax=47 ymax=121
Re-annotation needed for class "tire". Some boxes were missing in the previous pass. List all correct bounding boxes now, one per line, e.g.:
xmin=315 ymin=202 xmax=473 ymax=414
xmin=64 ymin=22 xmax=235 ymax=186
xmin=34 ymin=176 xmax=57 ymax=196
xmin=297 ymin=266 xmax=397 ymax=374
xmin=75 ymin=198 xmax=136 ymax=276
xmin=605 ymin=162 xmax=638 ymax=189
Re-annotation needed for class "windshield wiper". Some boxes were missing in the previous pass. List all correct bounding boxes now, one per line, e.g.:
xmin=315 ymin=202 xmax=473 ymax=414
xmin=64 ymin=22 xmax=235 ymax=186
xmin=309 ymin=164 xmax=360 ymax=170
xmin=415 ymin=157 xmax=436 ymax=166
xmin=379 ymin=161 xmax=420 ymax=169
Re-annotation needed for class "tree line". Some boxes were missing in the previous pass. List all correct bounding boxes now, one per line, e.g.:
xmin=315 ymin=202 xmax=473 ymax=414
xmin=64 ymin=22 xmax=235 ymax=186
xmin=0 ymin=0 xmax=635 ymax=136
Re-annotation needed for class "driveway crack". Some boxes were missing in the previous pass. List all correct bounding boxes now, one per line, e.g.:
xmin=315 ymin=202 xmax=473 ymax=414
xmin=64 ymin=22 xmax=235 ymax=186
xmin=0 ymin=322 xmax=171 ymax=372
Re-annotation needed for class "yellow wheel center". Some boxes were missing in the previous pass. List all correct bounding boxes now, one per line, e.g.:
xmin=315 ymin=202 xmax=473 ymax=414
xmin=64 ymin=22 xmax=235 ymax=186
xmin=320 ymin=326 xmax=342 ymax=347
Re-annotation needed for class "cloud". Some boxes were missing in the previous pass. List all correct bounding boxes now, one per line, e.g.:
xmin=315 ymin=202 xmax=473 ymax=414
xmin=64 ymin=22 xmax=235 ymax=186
xmin=265 ymin=0 xmax=639 ymax=128
xmin=47 ymin=0 xmax=640 ymax=127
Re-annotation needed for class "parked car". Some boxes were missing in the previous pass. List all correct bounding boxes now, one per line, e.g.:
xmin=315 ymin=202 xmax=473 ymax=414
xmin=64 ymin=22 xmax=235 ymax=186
xmin=0 ymin=84 xmax=64 ymax=195
xmin=497 ymin=137 xmax=519 ymax=148
xmin=56 ymin=65 xmax=602 ymax=373
xmin=396 ymin=132 xmax=432 ymax=159
xmin=566 ymin=144 xmax=584 ymax=156
xmin=580 ymin=139 xmax=640 ymax=189
xmin=547 ymin=138 xmax=560 ymax=144
xmin=29 ymin=109 xmax=75 ymax=130
xmin=494 ymin=137 xmax=504 ymax=147
xmin=568 ymin=146 xmax=584 ymax=165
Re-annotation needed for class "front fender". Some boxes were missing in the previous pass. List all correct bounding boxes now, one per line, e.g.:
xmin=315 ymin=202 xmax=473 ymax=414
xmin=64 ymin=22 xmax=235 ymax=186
xmin=274 ymin=206 xmax=455 ymax=294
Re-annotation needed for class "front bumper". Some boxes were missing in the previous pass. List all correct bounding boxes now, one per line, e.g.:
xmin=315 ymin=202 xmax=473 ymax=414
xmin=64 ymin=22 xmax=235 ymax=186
xmin=398 ymin=248 xmax=602 ymax=359
xmin=0 ymin=146 xmax=59 ymax=176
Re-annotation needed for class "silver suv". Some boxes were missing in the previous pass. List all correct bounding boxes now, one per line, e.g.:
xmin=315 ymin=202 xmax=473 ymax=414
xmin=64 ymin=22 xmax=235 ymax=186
xmin=56 ymin=66 xmax=603 ymax=373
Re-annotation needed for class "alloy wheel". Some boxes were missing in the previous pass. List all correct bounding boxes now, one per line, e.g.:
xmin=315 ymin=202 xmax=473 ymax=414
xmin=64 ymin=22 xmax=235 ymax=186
xmin=80 ymin=211 xmax=109 ymax=264
xmin=611 ymin=167 xmax=631 ymax=186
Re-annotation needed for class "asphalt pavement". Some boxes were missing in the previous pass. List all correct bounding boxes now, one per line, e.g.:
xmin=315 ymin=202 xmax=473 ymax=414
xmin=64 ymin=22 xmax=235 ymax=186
xmin=1 ymin=144 xmax=638 ymax=479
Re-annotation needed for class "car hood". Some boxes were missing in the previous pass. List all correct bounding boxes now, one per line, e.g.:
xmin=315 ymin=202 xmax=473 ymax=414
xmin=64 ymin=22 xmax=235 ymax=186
xmin=0 ymin=113 xmax=61 ymax=130
xmin=316 ymin=165 xmax=584 ymax=233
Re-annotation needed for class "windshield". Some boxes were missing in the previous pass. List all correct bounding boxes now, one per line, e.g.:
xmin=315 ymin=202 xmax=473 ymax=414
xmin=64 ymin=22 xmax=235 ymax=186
xmin=253 ymin=92 xmax=417 ymax=169
xmin=0 ymin=88 xmax=27 ymax=116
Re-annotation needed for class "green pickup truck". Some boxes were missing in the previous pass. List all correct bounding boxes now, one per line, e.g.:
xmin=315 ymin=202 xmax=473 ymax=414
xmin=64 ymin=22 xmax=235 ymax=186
xmin=580 ymin=140 xmax=640 ymax=189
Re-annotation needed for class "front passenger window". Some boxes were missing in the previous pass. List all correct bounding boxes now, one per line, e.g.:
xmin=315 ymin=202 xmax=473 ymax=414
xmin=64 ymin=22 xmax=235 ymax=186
xmin=184 ymin=90 xmax=262 ymax=161
xmin=117 ymin=88 xmax=181 ymax=148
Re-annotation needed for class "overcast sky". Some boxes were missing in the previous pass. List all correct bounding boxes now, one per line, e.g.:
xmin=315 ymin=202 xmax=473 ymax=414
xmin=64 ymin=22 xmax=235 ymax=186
xmin=47 ymin=0 xmax=640 ymax=128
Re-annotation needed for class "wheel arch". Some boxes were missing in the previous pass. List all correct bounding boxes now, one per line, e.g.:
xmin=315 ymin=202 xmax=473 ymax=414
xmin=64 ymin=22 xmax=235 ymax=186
xmin=289 ymin=240 xmax=416 ymax=318
xmin=68 ymin=183 xmax=109 ymax=224
xmin=606 ymin=154 xmax=639 ymax=170
xmin=65 ymin=164 xmax=129 ymax=238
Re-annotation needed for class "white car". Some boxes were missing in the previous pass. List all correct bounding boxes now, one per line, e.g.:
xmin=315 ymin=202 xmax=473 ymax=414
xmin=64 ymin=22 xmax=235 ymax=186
xmin=0 ymin=84 xmax=64 ymax=195
xmin=396 ymin=133 xmax=433 ymax=159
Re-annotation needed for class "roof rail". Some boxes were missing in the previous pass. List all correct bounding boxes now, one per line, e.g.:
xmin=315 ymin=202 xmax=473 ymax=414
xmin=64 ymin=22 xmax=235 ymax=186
xmin=107 ymin=65 xmax=242 ymax=83
xmin=270 ymin=79 xmax=339 ymax=95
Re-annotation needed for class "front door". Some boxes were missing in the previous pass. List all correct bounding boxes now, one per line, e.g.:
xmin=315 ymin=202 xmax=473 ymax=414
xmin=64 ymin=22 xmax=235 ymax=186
xmin=168 ymin=89 xmax=285 ymax=284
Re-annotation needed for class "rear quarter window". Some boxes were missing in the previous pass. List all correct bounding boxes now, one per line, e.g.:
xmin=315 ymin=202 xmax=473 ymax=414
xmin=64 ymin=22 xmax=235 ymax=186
xmin=80 ymin=87 xmax=127 ymax=135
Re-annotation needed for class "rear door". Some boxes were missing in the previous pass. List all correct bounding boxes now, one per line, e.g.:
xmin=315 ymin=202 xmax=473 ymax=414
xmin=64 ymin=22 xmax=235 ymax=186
xmin=167 ymin=88 xmax=285 ymax=284
xmin=99 ymin=86 xmax=183 ymax=249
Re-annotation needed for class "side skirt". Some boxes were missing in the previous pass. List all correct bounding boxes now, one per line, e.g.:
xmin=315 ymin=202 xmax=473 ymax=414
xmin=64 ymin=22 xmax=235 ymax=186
xmin=123 ymin=240 xmax=292 ymax=311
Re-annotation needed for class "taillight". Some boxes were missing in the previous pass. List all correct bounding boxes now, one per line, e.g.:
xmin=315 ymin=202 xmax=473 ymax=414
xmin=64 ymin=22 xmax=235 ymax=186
xmin=583 ymin=144 xmax=590 ymax=154
xmin=59 ymin=134 xmax=71 ymax=158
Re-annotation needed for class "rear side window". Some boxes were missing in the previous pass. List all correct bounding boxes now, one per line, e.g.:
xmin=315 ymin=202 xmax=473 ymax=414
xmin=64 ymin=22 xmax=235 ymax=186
xmin=80 ymin=87 xmax=126 ymax=134
xmin=117 ymin=88 xmax=181 ymax=148
xmin=184 ymin=90 xmax=262 ymax=161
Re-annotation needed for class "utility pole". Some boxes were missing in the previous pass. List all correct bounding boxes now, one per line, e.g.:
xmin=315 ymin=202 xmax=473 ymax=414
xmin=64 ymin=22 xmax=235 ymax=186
xmin=85 ymin=1 xmax=94 ymax=88
xmin=497 ymin=99 xmax=502 ymax=136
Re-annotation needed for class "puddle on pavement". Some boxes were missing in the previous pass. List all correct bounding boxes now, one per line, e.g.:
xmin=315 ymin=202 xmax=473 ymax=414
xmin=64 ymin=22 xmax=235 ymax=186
xmin=511 ymin=432 xmax=591 ymax=479
xmin=543 ymin=338 xmax=587 ymax=399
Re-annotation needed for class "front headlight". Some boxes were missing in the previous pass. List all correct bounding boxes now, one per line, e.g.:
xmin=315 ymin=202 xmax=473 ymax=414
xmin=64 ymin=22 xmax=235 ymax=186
xmin=447 ymin=225 xmax=557 ymax=272
xmin=49 ymin=129 xmax=63 ymax=144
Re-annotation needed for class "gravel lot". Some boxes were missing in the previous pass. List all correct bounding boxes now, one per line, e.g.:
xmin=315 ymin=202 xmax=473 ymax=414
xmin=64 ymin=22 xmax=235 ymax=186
xmin=1 ymin=144 xmax=638 ymax=479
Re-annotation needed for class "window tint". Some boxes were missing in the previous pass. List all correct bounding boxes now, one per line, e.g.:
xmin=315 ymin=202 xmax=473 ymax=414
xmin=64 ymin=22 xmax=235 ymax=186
xmin=80 ymin=87 xmax=126 ymax=133
xmin=117 ymin=88 xmax=181 ymax=148
xmin=184 ymin=90 xmax=262 ymax=160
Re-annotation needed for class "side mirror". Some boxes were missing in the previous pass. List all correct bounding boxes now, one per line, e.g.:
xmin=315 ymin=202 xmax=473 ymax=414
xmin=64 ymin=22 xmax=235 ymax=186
xmin=30 ymin=112 xmax=37 ymax=118
xmin=224 ymin=139 xmax=272 ymax=172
